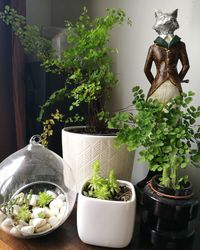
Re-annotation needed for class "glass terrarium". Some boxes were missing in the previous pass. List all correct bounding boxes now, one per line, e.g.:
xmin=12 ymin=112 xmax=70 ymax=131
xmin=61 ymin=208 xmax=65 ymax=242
xmin=0 ymin=135 xmax=76 ymax=238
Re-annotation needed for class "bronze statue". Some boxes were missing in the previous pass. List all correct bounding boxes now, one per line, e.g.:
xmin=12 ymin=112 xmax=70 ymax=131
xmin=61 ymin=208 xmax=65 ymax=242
xmin=144 ymin=9 xmax=190 ymax=103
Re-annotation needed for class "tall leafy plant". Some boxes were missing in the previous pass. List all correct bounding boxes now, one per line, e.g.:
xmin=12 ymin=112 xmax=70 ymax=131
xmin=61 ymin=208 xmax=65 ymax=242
xmin=0 ymin=6 xmax=132 ymax=145
xmin=108 ymin=86 xmax=200 ymax=190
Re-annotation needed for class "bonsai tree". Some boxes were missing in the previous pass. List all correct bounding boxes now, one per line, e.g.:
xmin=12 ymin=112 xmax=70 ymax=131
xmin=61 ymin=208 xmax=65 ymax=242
xmin=0 ymin=6 xmax=132 ymax=146
xmin=107 ymin=86 xmax=200 ymax=190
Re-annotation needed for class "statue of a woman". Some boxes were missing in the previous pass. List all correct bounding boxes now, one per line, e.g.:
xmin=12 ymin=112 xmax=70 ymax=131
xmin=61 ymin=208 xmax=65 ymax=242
xmin=144 ymin=9 xmax=190 ymax=104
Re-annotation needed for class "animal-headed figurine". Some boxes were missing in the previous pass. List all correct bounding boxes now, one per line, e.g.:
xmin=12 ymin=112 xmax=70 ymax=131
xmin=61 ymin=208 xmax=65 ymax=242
xmin=144 ymin=9 xmax=189 ymax=104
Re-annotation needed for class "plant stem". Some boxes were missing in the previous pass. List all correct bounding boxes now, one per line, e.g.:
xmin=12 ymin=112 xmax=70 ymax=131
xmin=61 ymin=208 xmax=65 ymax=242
xmin=162 ymin=165 xmax=170 ymax=187
xmin=170 ymin=155 xmax=178 ymax=189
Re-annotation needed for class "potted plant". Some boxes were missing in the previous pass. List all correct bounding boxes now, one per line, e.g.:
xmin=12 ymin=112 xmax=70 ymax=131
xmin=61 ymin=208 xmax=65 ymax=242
xmin=107 ymin=86 xmax=200 ymax=249
xmin=77 ymin=160 xmax=136 ymax=248
xmin=0 ymin=6 xmax=134 ymax=191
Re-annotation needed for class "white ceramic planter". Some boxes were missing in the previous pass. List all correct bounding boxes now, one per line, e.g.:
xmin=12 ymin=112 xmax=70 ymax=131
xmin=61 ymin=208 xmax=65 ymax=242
xmin=77 ymin=180 xmax=136 ymax=248
xmin=62 ymin=126 xmax=134 ymax=192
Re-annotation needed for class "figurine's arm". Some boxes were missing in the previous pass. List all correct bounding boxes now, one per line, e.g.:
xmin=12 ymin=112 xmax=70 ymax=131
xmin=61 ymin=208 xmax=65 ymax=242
xmin=178 ymin=42 xmax=190 ymax=81
xmin=144 ymin=45 xmax=154 ymax=84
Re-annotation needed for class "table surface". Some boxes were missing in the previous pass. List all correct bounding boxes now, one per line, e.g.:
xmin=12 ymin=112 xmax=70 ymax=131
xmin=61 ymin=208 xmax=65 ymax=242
xmin=0 ymin=205 xmax=199 ymax=250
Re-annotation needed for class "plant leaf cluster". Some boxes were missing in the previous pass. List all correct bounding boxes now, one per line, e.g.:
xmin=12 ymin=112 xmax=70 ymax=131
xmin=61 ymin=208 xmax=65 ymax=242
xmin=0 ymin=5 xmax=53 ymax=61
xmin=108 ymin=86 xmax=200 ymax=190
xmin=83 ymin=160 xmax=120 ymax=200
xmin=37 ymin=192 xmax=53 ymax=207
xmin=16 ymin=204 xmax=32 ymax=222
xmin=0 ymin=6 xmax=132 ymax=136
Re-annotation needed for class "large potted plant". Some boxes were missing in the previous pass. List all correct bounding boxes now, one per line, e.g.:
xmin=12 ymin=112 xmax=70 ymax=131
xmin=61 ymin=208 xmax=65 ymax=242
xmin=77 ymin=160 xmax=136 ymax=248
xmin=0 ymin=6 xmax=134 ymax=191
xmin=108 ymin=86 xmax=200 ymax=249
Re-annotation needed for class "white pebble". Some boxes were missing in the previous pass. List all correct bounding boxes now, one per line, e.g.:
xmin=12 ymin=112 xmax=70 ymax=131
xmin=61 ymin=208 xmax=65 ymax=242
xmin=0 ymin=211 xmax=7 ymax=224
xmin=60 ymin=204 xmax=67 ymax=216
xmin=32 ymin=207 xmax=46 ymax=218
xmin=48 ymin=216 xmax=59 ymax=227
xmin=14 ymin=193 xmax=24 ymax=205
xmin=10 ymin=226 xmax=22 ymax=237
xmin=29 ymin=219 xmax=33 ymax=226
xmin=29 ymin=194 xmax=39 ymax=206
xmin=60 ymin=208 xmax=66 ymax=216
xmin=43 ymin=207 xmax=51 ymax=218
xmin=46 ymin=190 xmax=57 ymax=199
xmin=57 ymin=194 xmax=66 ymax=201
xmin=58 ymin=202 xmax=66 ymax=218
xmin=18 ymin=220 xmax=28 ymax=226
xmin=12 ymin=205 xmax=20 ymax=215
xmin=21 ymin=225 xmax=34 ymax=236
xmin=49 ymin=199 xmax=63 ymax=209
xmin=49 ymin=207 xmax=59 ymax=216
xmin=1 ymin=217 xmax=13 ymax=227
xmin=32 ymin=218 xmax=46 ymax=229
xmin=57 ymin=211 xmax=66 ymax=220
xmin=35 ymin=223 xmax=51 ymax=233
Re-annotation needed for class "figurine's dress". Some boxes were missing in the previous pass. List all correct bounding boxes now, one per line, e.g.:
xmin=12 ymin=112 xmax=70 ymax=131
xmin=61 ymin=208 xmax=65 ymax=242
xmin=144 ymin=36 xmax=189 ymax=103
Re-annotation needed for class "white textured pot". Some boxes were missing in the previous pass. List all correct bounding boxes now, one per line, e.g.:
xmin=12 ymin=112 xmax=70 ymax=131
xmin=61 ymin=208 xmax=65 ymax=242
xmin=62 ymin=126 xmax=134 ymax=192
xmin=77 ymin=180 xmax=136 ymax=248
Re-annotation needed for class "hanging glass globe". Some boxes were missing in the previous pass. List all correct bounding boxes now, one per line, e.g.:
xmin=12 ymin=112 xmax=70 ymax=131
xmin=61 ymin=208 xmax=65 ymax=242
xmin=0 ymin=135 xmax=76 ymax=238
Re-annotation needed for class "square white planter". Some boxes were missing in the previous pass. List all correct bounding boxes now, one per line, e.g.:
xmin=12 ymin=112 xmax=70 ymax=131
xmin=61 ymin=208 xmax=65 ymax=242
xmin=77 ymin=180 xmax=136 ymax=248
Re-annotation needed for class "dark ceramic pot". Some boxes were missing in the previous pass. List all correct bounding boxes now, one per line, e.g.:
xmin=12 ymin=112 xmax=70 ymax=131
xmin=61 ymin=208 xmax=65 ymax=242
xmin=135 ymin=170 xmax=159 ymax=204
xmin=140 ymin=175 xmax=199 ymax=250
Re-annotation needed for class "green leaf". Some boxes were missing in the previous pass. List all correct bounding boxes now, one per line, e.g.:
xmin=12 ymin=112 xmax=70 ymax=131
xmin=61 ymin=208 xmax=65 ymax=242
xmin=5 ymin=5 xmax=10 ymax=11
xmin=188 ymin=91 xmax=195 ymax=96
xmin=190 ymin=106 xmax=196 ymax=112
xmin=185 ymin=97 xmax=193 ymax=104
xmin=190 ymin=118 xmax=195 ymax=125
xmin=132 ymin=86 xmax=140 ymax=92
xmin=150 ymin=164 xmax=159 ymax=171
xmin=181 ymin=163 xmax=187 ymax=169
xmin=163 ymin=146 xmax=172 ymax=153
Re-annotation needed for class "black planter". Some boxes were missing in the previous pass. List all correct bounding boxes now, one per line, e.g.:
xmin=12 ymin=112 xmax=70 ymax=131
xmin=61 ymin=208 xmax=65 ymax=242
xmin=141 ymin=175 xmax=199 ymax=250
xmin=135 ymin=170 xmax=159 ymax=204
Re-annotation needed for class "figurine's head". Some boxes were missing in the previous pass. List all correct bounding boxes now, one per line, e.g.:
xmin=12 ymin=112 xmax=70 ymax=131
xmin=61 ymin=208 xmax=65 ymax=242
xmin=153 ymin=9 xmax=179 ymax=36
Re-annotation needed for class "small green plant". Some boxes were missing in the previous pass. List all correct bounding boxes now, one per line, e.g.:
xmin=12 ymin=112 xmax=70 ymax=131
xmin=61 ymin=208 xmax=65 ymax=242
xmin=37 ymin=192 xmax=53 ymax=207
xmin=16 ymin=205 xmax=31 ymax=222
xmin=108 ymin=86 xmax=200 ymax=190
xmin=83 ymin=160 xmax=120 ymax=200
xmin=37 ymin=211 xmax=45 ymax=219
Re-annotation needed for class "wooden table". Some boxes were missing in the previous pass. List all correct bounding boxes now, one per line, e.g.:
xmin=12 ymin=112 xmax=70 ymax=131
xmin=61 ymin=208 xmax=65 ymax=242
xmin=0 ymin=206 xmax=199 ymax=250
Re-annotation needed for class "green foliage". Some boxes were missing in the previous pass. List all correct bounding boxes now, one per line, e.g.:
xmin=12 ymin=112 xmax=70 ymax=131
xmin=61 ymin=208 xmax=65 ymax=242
xmin=0 ymin=6 xmax=132 ymax=142
xmin=83 ymin=160 xmax=120 ymax=200
xmin=37 ymin=192 xmax=53 ymax=207
xmin=0 ymin=5 xmax=53 ymax=61
xmin=16 ymin=205 xmax=31 ymax=222
xmin=109 ymin=86 xmax=200 ymax=190
xmin=37 ymin=211 xmax=45 ymax=219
